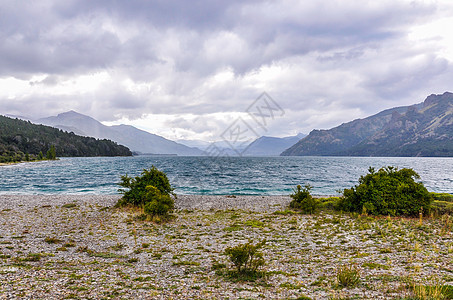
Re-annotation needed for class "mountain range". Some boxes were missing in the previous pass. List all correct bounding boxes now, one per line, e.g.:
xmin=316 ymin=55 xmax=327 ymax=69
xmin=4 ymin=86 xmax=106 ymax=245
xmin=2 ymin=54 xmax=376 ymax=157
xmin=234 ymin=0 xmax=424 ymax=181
xmin=37 ymin=111 xmax=203 ymax=156
xmin=35 ymin=111 xmax=305 ymax=156
xmin=178 ymin=133 xmax=305 ymax=156
xmin=282 ymin=92 xmax=453 ymax=157
xmin=14 ymin=91 xmax=451 ymax=157
xmin=242 ymin=133 xmax=306 ymax=156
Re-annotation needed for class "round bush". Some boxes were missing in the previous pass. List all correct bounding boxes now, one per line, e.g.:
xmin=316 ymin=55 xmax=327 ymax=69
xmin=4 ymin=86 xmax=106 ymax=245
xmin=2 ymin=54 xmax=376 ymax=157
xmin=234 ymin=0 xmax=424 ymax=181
xmin=338 ymin=166 xmax=432 ymax=216
xmin=117 ymin=166 xmax=174 ymax=207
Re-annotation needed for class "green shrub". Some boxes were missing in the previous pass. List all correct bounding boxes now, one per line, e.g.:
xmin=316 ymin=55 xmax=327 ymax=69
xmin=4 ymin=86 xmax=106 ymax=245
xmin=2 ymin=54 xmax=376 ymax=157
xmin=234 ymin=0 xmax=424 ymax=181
xmin=143 ymin=186 xmax=174 ymax=217
xmin=432 ymin=201 xmax=453 ymax=216
xmin=318 ymin=196 xmax=341 ymax=211
xmin=117 ymin=166 xmax=174 ymax=207
xmin=224 ymin=239 xmax=266 ymax=275
xmin=338 ymin=166 xmax=432 ymax=216
xmin=289 ymin=184 xmax=318 ymax=214
xmin=431 ymin=192 xmax=453 ymax=203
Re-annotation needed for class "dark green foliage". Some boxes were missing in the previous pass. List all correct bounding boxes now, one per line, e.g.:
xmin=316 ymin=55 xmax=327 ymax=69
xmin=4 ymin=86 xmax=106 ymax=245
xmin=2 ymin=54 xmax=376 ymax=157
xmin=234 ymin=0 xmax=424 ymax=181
xmin=432 ymin=201 xmax=453 ymax=216
xmin=118 ymin=166 xmax=174 ymax=208
xmin=431 ymin=192 xmax=453 ymax=203
xmin=143 ymin=186 xmax=174 ymax=217
xmin=224 ymin=239 xmax=266 ymax=275
xmin=0 ymin=115 xmax=131 ymax=162
xmin=118 ymin=166 xmax=175 ymax=220
xmin=338 ymin=166 xmax=432 ymax=216
xmin=46 ymin=145 xmax=57 ymax=160
xmin=289 ymin=184 xmax=318 ymax=214
xmin=318 ymin=196 xmax=341 ymax=211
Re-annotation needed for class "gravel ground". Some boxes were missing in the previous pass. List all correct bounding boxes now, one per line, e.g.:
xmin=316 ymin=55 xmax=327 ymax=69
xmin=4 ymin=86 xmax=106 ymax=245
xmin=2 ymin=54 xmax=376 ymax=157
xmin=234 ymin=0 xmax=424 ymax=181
xmin=0 ymin=194 xmax=452 ymax=299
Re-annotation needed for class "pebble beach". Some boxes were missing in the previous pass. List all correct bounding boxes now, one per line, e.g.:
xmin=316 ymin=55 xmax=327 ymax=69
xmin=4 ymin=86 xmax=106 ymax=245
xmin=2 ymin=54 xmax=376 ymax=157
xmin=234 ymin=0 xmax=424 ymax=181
xmin=1 ymin=194 xmax=452 ymax=299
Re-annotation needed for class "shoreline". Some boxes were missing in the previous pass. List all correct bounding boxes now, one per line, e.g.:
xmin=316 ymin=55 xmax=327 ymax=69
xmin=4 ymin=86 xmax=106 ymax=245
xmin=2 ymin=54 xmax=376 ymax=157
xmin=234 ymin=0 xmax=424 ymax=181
xmin=1 ymin=194 xmax=452 ymax=299
xmin=0 ymin=194 xmax=293 ymax=212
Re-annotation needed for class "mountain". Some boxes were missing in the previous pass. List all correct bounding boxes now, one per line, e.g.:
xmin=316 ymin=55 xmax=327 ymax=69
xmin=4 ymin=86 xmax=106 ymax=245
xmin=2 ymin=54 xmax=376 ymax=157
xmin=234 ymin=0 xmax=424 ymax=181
xmin=177 ymin=134 xmax=305 ymax=156
xmin=0 ymin=115 xmax=132 ymax=162
xmin=345 ymin=92 xmax=453 ymax=156
xmin=37 ymin=111 xmax=203 ymax=156
xmin=108 ymin=124 xmax=203 ymax=155
xmin=281 ymin=106 xmax=412 ymax=156
xmin=282 ymin=92 xmax=453 ymax=157
xmin=176 ymin=139 xmax=212 ymax=150
xmin=242 ymin=133 xmax=306 ymax=156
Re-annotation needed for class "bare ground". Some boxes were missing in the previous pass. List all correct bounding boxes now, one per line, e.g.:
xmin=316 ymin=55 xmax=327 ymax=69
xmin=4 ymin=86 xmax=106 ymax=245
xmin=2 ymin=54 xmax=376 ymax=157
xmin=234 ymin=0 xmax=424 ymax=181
xmin=0 ymin=195 xmax=452 ymax=299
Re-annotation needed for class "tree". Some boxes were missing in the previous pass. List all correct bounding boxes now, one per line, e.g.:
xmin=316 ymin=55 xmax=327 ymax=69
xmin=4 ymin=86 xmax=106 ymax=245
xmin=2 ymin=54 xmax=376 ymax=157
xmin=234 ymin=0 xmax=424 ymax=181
xmin=46 ymin=145 xmax=56 ymax=160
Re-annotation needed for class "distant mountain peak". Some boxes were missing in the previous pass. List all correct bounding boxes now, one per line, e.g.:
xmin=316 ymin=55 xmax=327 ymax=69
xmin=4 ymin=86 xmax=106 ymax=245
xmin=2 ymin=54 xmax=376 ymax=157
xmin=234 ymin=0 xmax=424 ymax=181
xmin=424 ymin=91 xmax=453 ymax=107
xmin=36 ymin=111 xmax=203 ymax=156
xmin=55 ymin=110 xmax=97 ymax=120
xmin=242 ymin=133 xmax=306 ymax=156
xmin=281 ymin=92 xmax=453 ymax=157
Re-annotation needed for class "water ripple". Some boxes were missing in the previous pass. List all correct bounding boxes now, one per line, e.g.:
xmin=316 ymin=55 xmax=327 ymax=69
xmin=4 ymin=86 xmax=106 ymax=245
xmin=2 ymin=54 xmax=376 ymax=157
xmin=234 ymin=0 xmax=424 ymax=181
xmin=0 ymin=156 xmax=452 ymax=195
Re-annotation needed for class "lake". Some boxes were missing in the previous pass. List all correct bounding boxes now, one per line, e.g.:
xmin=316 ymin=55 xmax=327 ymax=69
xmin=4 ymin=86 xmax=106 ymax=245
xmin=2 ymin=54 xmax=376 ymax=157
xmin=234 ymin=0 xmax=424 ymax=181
xmin=0 ymin=156 xmax=451 ymax=195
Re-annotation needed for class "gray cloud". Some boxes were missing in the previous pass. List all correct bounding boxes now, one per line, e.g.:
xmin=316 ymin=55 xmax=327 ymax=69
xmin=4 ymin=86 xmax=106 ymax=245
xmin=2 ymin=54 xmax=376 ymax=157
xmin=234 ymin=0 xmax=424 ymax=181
xmin=1 ymin=0 xmax=452 ymax=140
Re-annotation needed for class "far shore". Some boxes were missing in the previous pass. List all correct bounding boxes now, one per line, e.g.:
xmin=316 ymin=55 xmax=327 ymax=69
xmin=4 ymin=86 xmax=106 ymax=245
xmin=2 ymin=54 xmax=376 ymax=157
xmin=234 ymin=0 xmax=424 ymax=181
xmin=0 ymin=159 xmax=58 ymax=167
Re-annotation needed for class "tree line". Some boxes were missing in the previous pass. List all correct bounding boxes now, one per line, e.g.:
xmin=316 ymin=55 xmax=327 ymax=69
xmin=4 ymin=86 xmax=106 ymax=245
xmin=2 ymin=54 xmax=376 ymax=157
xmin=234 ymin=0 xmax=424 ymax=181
xmin=0 ymin=115 xmax=132 ymax=163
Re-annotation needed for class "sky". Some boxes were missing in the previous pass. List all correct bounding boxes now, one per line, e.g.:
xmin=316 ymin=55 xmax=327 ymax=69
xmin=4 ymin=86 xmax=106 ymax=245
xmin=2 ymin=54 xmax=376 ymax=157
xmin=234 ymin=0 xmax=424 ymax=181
xmin=1 ymin=0 xmax=453 ymax=142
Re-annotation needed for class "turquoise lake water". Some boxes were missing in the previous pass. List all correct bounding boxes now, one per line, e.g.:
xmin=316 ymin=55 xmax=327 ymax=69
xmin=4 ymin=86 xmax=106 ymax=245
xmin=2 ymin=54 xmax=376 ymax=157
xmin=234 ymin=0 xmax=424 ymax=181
xmin=0 ymin=156 xmax=452 ymax=195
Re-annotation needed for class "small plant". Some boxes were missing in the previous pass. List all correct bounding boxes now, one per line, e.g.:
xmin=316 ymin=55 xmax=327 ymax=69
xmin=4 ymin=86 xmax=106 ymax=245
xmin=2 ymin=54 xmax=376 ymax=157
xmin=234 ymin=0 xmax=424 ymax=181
xmin=410 ymin=279 xmax=452 ymax=300
xmin=224 ymin=239 xmax=266 ymax=276
xmin=44 ymin=237 xmax=61 ymax=244
xmin=24 ymin=253 xmax=41 ymax=262
xmin=62 ymin=203 xmax=78 ymax=209
xmin=290 ymin=184 xmax=318 ymax=214
xmin=336 ymin=264 xmax=360 ymax=288
xmin=110 ymin=243 xmax=125 ymax=251
xmin=63 ymin=241 xmax=76 ymax=248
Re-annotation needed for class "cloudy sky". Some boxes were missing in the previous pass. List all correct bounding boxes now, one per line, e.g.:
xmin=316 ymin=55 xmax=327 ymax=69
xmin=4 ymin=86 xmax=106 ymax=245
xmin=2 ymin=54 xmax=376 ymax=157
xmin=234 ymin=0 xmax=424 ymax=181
xmin=1 ymin=0 xmax=453 ymax=142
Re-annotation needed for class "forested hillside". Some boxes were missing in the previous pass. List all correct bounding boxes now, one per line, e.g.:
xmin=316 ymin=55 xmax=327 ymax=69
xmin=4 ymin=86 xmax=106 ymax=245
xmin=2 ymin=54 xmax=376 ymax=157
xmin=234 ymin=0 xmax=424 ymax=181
xmin=0 ymin=115 xmax=132 ymax=163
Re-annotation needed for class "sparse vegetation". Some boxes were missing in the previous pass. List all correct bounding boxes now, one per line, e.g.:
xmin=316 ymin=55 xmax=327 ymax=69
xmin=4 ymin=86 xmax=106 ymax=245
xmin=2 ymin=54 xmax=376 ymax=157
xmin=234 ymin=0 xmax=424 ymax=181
xmin=1 ymin=184 xmax=451 ymax=298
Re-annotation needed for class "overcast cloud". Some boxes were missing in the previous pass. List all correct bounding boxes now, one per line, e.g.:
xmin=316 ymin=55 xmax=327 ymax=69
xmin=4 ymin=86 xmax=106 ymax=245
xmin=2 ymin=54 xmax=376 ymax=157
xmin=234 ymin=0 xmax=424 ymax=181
xmin=1 ymin=0 xmax=453 ymax=141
